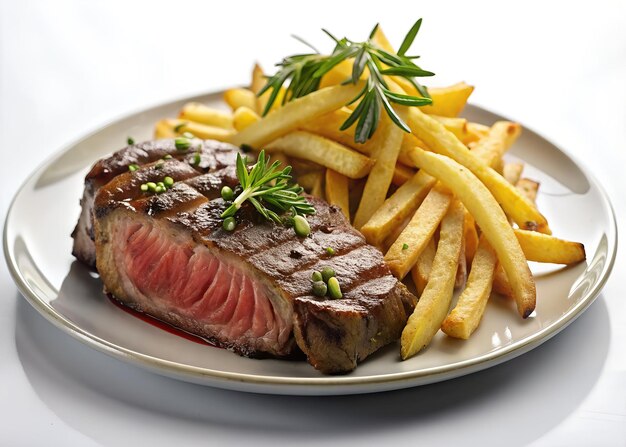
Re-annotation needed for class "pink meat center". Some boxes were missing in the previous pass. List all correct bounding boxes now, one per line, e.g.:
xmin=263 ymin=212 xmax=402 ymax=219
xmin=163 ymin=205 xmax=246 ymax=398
xmin=119 ymin=221 xmax=291 ymax=351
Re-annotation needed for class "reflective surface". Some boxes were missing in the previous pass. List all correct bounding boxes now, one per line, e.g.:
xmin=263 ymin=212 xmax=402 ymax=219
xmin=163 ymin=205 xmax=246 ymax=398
xmin=4 ymin=93 xmax=617 ymax=394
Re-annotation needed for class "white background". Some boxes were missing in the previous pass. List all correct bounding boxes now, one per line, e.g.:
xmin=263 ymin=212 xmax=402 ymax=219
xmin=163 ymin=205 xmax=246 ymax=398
xmin=1 ymin=1 xmax=625 ymax=445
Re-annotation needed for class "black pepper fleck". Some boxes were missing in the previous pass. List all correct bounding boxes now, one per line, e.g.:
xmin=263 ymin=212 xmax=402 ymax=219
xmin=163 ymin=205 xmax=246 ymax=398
xmin=289 ymin=250 xmax=303 ymax=259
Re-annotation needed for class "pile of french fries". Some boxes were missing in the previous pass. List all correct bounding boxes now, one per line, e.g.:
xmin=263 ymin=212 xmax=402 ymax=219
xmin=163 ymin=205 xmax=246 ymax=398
xmin=154 ymin=28 xmax=586 ymax=360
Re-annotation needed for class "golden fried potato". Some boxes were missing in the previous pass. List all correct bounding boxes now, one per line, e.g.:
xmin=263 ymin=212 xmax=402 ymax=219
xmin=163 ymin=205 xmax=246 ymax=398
xmin=301 ymin=108 xmax=374 ymax=154
xmin=179 ymin=102 xmax=234 ymax=129
xmin=441 ymin=236 xmax=497 ymax=339
xmin=264 ymin=131 xmax=373 ymax=179
xmin=405 ymin=145 xmax=536 ymax=318
xmin=354 ymin=113 xmax=406 ymax=229
xmin=325 ymin=169 xmax=350 ymax=220
xmin=407 ymin=107 xmax=551 ymax=234
xmin=503 ymin=162 xmax=524 ymax=185
xmin=401 ymin=200 xmax=465 ymax=359
xmin=361 ymin=170 xmax=435 ymax=247
xmin=385 ymin=183 xmax=452 ymax=278
xmin=391 ymin=164 xmax=417 ymax=186
xmin=420 ymin=82 xmax=474 ymax=117
xmin=224 ymin=88 xmax=257 ymax=111
xmin=463 ymin=210 xmax=479 ymax=265
xmin=515 ymin=229 xmax=586 ymax=264
xmin=156 ymin=118 xmax=235 ymax=141
xmin=232 ymin=106 xmax=260 ymax=131
xmin=230 ymin=83 xmax=364 ymax=148
xmin=411 ymin=237 xmax=437 ymax=296
xmin=471 ymin=121 xmax=521 ymax=172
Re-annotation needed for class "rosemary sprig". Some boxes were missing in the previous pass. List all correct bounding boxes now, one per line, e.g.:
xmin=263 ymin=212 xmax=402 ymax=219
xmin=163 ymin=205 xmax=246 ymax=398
xmin=259 ymin=19 xmax=435 ymax=143
xmin=220 ymin=150 xmax=315 ymax=225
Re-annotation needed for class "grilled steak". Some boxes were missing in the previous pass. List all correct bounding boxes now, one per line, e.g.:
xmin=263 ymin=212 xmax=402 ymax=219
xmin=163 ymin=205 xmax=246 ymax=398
xmin=72 ymin=139 xmax=241 ymax=268
xmin=75 ymin=139 xmax=417 ymax=373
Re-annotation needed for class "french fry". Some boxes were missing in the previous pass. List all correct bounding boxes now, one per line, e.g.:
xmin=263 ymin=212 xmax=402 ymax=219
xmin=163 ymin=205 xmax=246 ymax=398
xmin=230 ymin=83 xmax=364 ymax=148
xmin=250 ymin=63 xmax=265 ymax=94
xmin=269 ymin=151 xmax=290 ymax=170
xmin=319 ymin=60 xmax=353 ymax=89
xmin=407 ymin=107 xmax=551 ymax=234
xmin=471 ymin=121 xmax=521 ymax=169
xmin=354 ymin=110 xmax=406 ymax=229
xmin=398 ymin=119 xmax=476 ymax=167
xmin=233 ymin=106 xmax=260 ymax=131
xmin=455 ymin=231 xmax=467 ymax=289
xmin=465 ymin=122 xmax=490 ymax=144
xmin=515 ymin=229 xmax=586 ymax=264
xmin=224 ymin=88 xmax=257 ymax=111
xmin=298 ymin=170 xmax=324 ymax=194
xmin=401 ymin=200 xmax=465 ymax=359
xmin=441 ymin=236 xmax=498 ymax=339
xmin=431 ymin=115 xmax=468 ymax=142
xmin=311 ymin=173 xmax=325 ymax=199
xmin=301 ymin=108 xmax=374 ymax=154
xmin=325 ymin=169 xmax=350 ymax=220
xmin=154 ymin=119 xmax=178 ymax=139
xmin=371 ymin=26 xmax=395 ymax=52
xmin=179 ymin=102 xmax=234 ymax=129
xmin=516 ymin=178 xmax=539 ymax=204
xmin=464 ymin=210 xmax=479 ymax=265
xmin=157 ymin=119 xmax=235 ymax=141
xmin=384 ymin=183 xmax=452 ymax=278
xmin=503 ymin=162 xmax=524 ymax=185
xmin=264 ymin=131 xmax=373 ymax=179
xmin=392 ymin=164 xmax=416 ymax=186
xmin=289 ymin=158 xmax=322 ymax=176
xmin=362 ymin=170 xmax=436 ymax=247
xmin=410 ymin=237 xmax=437 ymax=295
xmin=405 ymin=145 xmax=536 ymax=318
xmin=348 ymin=178 xmax=366 ymax=218
xmin=492 ymin=265 xmax=513 ymax=297
xmin=398 ymin=133 xmax=429 ymax=166
xmin=420 ymin=82 xmax=474 ymax=117
xmin=251 ymin=63 xmax=285 ymax=115
xmin=493 ymin=172 xmax=537 ymax=297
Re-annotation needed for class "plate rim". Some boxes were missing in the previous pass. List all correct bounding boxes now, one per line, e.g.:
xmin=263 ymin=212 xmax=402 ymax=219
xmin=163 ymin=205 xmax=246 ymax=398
xmin=4 ymin=90 xmax=619 ymax=395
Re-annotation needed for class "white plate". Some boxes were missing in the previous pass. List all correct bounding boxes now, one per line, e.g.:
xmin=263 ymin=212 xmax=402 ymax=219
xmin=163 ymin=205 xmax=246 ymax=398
xmin=4 ymin=91 xmax=617 ymax=395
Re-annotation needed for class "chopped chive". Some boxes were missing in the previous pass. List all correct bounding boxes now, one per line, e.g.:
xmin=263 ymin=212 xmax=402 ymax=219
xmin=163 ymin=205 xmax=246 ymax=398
xmin=175 ymin=137 xmax=191 ymax=151
xmin=221 ymin=186 xmax=234 ymax=201
xmin=140 ymin=183 xmax=149 ymax=192
xmin=164 ymin=176 xmax=174 ymax=187
xmin=325 ymin=247 xmax=336 ymax=256
xmin=128 ymin=164 xmax=139 ymax=172
xmin=312 ymin=281 xmax=327 ymax=297
xmin=293 ymin=215 xmax=310 ymax=237
xmin=174 ymin=122 xmax=187 ymax=133
xmin=327 ymin=277 xmax=342 ymax=299
xmin=402 ymin=243 xmax=409 ymax=250
xmin=155 ymin=185 xmax=165 ymax=194
xmin=320 ymin=266 xmax=335 ymax=283
xmin=223 ymin=216 xmax=236 ymax=232
xmin=146 ymin=182 xmax=157 ymax=192
xmin=191 ymin=152 xmax=201 ymax=166
xmin=163 ymin=154 xmax=173 ymax=160
xmin=182 ymin=131 xmax=195 ymax=139
xmin=127 ymin=137 xmax=135 ymax=145
xmin=311 ymin=271 xmax=323 ymax=282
